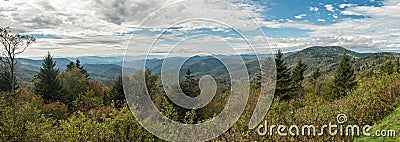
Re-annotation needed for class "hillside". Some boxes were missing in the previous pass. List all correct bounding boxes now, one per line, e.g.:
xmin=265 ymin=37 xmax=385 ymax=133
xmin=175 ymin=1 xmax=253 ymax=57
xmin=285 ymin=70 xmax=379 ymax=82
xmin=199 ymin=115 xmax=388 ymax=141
xmin=284 ymin=46 xmax=372 ymax=75
xmin=355 ymin=107 xmax=400 ymax=142
xmin=355 ymin=52 xmax=399 ymax=72
xmin=19 ymin=58 xmax=72 ymax=71
xmin=17 ymin=58 xmax=136 ymax=84
xmin=191 ymin=46 xmax=376 ymax=79
xmin=16 ymin=46 xmax=399 ymax=86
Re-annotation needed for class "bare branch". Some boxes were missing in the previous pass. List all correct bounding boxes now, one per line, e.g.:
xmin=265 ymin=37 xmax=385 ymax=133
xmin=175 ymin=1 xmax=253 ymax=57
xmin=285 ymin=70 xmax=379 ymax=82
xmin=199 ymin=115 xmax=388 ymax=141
xmin=0 ymin=27 xmax=35 ymax=93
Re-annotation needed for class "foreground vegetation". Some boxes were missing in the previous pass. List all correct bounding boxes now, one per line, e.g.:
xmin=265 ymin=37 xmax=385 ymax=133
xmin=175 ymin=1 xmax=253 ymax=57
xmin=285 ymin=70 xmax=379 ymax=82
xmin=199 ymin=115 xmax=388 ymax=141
xmin=0 ymin=53 xmax=399 ymax=141
xmin=355 ymin=107 xmax=400 ymax=142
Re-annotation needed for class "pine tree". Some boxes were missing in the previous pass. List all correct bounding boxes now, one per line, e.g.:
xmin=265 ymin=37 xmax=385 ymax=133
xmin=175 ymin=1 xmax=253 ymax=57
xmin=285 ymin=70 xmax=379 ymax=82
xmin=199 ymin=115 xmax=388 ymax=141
xmin=66 ymin=59 xmax=88 ymax=78
xmin=0 ymin=64 xmax=14 ymax=92
xmin=107 ymin=76 xmax=125 ymax=108
xmin=145 ymin=69 xmax=158 ymax=99
xmin=66 ymin=62 xmax=75 ymax=71
xmin=160 ymin=95 xmax=178 ymax=121
xmin=382 ymin=60 xmax=395 ymax=75
xmin=333 ymin=53 xmax=357 ymax=98
xmin=310 ymin=68 xmax=322 ymax=96
xmin=34 ymin=52 xmax=64 ymax=103
xmin=275 ymin=50 xmax=293 ymax=100
xmin=185 ymin=68 xmax=193 ymax=80
xmin=291 ymin=59 xmax=308 ymax=95
xmin=75 ymin=59 xmax=88 ymax=78
xmin=182 ymin=68 xmax=198 ymax=98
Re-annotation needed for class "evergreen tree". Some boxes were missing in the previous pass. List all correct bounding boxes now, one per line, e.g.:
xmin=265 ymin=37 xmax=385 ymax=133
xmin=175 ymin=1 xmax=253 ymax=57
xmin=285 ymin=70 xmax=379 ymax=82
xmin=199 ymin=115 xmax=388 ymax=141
xmin=382 ymin=60 xmax=395 ymax=75
xmin=332 ymin=53 xmax=357 ymax=98
xmin=251 ymin=71 xmax=262 ymax=89
xmin=34 ymin=52 xmax=64 ymax=103
xmin=310 ymin=68 xmax=322 ymax=95
xmin=0 ymin=64 xmax=14 ymax=92
xmin=75 ymin=59 xmax=88 ymax=78
xmin=185 ymin=68 xmax=193 ymax=81
xmin=291 ymin=59 xmax=308 ymax=95
xmin=145 ymin=69 xmax=158 ymax=99
xmin=175 ymin=68 xmax=200 ymax=121
xmin=106 ymin=76 xmax=125 ymax=108
xmin=275 ymin=50 xmax=293 ymax=100
xmin=66 ymin=59 xmax=88 ymax=78
xmin=159 ymin=95 xmax=178 ymax=121
xmin=66 ymin=62 xmax=75 ymax=71
xmin=182 ymin=68 xmax=198 ymax=98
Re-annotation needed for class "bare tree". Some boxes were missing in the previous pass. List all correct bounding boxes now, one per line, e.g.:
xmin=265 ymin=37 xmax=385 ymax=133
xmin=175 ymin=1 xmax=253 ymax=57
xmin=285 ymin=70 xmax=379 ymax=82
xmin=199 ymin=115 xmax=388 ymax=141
xmin=0 ymin=27 xmax=35 ymax=93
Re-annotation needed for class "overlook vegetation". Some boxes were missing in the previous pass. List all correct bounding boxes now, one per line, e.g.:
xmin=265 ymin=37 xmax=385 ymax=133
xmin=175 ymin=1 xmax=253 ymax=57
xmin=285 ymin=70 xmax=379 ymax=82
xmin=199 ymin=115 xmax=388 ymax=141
xmin=1 ymin=29 xmax=400 ymax=141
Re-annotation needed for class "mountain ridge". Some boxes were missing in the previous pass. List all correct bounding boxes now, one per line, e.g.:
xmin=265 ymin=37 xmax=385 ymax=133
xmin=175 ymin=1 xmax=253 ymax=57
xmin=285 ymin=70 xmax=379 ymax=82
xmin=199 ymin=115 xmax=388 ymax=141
xmin=16 ymin=46 xmax=399 ymax=85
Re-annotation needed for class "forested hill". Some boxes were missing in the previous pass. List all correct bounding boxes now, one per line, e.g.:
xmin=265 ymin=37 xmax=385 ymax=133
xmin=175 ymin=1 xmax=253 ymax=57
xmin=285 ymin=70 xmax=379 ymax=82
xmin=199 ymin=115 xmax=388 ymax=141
xmin=284 ymin=46 xmax=399 ymax=75
xmin=17 ymin=58 xmax=136 ymax=84
xmin=16 ymin=46 xmax=399 ymax=85
xmin=193 ymin=46 xmax=399 ymax=79
xmin=284 ymin=46 xmax=372 ymax=75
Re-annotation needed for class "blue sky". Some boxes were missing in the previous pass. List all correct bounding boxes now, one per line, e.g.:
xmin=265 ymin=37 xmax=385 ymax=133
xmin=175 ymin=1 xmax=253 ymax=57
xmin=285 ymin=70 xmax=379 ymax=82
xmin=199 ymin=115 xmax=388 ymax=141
xmin=261 ymin=0 xmax=383 ymax=24
xmin=0 ymin=0 xmax=399 ymax=57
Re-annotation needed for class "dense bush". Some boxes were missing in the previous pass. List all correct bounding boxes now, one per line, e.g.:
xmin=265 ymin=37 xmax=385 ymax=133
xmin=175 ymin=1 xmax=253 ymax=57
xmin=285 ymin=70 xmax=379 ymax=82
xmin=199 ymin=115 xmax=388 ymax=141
xmin=2 ymin=53 xmax=400 ymax=141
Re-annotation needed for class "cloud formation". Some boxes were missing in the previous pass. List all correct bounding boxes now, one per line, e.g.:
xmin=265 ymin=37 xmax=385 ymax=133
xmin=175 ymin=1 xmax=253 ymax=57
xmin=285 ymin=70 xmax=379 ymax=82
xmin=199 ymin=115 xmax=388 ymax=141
xmin=0 ymin=0 xmax=268 ymax=57
xmin=0 ymin=0 xmax=399 ymax=57
xmin=261 ymin=0 xmax=400 ymax=52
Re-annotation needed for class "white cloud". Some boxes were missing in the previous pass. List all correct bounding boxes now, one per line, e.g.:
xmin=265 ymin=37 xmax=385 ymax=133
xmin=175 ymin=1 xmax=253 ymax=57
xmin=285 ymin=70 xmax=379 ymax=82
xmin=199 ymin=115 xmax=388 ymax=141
xmin=0 ymin=0 xmax=269 ymax=57
xmin=295 ymin=14 xmax=307 ymax=19
xmin=340 ymin=10 xmax=361 ymax=16
xmin=349 ymin=1 xmax=400 ymax=18
xmin=339 ymin=3 xmax=356 ymax=9
xmin=260 ymin=0 xmax=400 ymax=52
xmin=1 ymin=0 xmax=399 ymax=57
xmin=309 ymin=7 xmax=319 ymax=12
xmin=325 ymin=4 xmax=335 ymax=12
xmin=317 ymin=19 xmax=326 ymax=22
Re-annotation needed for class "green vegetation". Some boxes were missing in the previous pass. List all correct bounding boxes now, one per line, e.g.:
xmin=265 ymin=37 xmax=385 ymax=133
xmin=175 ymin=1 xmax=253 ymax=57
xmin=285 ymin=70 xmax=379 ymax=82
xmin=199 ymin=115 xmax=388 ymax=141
xmin=1 ymin=48 xmax=400 ymax=141
xmin=332 ymin=53 xmax=357 ymax=98
xmin=291 ymin=59 xmax=308 ymax=97
xmin=0 ymin=27 xmax=35 ymax=93
xmin=275 ymin=50 xmax=293 ymax=100
xmin=104 ymin=76 xmax=125 ymax=108
xmin=355 ymin=107 xmax=400 ymax=142
xmin=34 ymin=52 xmax=64 ymax=103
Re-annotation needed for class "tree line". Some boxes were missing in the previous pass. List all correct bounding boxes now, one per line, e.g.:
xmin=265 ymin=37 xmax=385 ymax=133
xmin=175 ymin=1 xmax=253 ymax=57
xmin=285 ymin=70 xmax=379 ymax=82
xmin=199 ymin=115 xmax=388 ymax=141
xmin=274 ymin=50 xmax=357 ymax=101
xmin=2 ymin=27 xmax=400 ymax=141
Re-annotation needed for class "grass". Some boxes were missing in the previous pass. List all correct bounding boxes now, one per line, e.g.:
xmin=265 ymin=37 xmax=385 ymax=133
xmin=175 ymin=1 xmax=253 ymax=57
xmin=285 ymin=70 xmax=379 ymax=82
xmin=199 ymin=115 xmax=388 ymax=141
xmin=355 ymin=106 xmax=400 ymax=142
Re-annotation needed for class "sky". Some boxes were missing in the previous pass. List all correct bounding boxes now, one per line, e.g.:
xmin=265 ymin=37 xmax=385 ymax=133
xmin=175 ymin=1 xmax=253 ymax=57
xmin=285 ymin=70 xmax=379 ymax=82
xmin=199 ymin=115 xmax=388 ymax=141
xmin=0 ymin=0 xmax=399 ymax=57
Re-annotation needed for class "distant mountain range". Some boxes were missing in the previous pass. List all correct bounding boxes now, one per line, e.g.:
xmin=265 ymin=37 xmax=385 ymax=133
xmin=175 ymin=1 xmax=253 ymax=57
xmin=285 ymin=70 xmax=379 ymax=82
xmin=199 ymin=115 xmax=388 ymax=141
xmin=17 ymin=58 xmax=135 ymax=84
xmin=16 ymin=46 xmax=399 ymax=85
